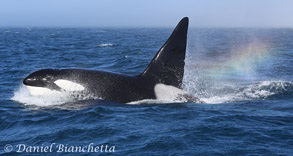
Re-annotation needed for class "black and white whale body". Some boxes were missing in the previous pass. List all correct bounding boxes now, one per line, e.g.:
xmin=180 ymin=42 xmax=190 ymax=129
xmin=23 ymin=17 xmax=200 ymax=103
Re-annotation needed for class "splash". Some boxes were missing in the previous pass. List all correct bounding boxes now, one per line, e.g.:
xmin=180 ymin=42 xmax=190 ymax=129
xmin=190 ymin=80 xmax=292 ymax=104
xmin=182 ymin=39 xmax=292 ymax=104
xmin=11 ymin=85 xmax=98 ymax=106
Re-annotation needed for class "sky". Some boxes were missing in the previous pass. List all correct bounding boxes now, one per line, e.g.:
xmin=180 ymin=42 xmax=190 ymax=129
xmin=0 ymin=0 xmax=292 ymax=28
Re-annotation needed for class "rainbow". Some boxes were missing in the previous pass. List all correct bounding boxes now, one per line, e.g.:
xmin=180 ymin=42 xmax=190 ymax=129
xmin=206 ymin=40 xmax=272 ymax=79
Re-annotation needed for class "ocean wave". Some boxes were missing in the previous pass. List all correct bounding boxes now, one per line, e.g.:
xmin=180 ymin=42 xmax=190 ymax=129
xmin=239 ymin=81 xmax=293 ymax=99
xmin=199 ymin=80 xmax=293 ymax=104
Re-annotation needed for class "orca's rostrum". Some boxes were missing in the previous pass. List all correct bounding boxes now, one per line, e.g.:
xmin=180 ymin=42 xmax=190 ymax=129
xmin=23 ymin=17 xmax=200 ymax=103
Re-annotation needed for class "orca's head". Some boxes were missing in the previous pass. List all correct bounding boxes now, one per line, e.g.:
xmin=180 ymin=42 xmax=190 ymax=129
xmin=23 ymin=69 xmax=85 ymax=96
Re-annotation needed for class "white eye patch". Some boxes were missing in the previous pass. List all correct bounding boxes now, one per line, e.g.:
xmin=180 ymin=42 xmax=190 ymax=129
xmin=54 ymin=79 xmax=85 ymax=91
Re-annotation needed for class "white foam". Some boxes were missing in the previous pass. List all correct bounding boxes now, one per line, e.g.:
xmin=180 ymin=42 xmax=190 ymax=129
xmin=98 ymin=43 xmax=114 ymax=47
xmin=127 ymin=99 xmax=175 ymax=105
xmin=11 ymin=85 xmax=98 ymax=106
xmin=11 ymin=85 xmax=73 ymax=106
xmin=237 ymin=80 xmax=290 ymax=99
xmin=186 ymin=80 xmax=292 ymax=104
xmin=201 ymin=95 xmax=234 ymax=104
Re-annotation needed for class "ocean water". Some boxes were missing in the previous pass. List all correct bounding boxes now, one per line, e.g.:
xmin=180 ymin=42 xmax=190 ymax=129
xmin=0 ymin=27 xmax=292 ymax=155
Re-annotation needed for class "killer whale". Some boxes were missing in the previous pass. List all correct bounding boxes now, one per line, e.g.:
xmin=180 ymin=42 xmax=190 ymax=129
xmin=23 ymin=17 xmax=200 ymax=103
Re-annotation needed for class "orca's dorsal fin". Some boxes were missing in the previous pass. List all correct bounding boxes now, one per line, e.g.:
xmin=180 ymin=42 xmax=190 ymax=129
xmin=140 ymin=17 xmax=189 ymax=88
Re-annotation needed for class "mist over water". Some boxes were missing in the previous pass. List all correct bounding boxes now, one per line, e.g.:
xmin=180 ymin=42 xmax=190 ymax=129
xmin=182 ymin=28 xmax=292 ymax=104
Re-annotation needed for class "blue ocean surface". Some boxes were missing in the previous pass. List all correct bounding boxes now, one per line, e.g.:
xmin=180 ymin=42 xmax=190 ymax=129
xmin=0 ymin=27 xmax=292 ymax=155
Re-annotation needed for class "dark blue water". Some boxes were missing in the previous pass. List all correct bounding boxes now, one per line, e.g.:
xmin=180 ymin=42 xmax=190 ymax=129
xmin=0 ymin=27 xmax=292 ymax=155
